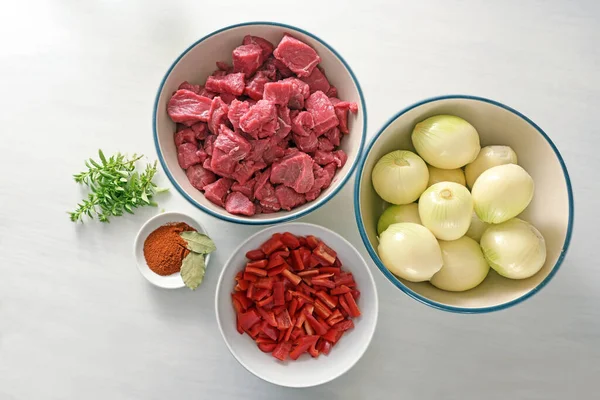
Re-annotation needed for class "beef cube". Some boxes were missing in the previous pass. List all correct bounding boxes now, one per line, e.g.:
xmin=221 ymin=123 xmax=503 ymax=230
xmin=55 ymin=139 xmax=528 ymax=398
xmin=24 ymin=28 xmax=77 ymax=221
xmin=334 ymin=149 xmax=348 ymax=168
xmin=167 ymin=89 xmax=212 ymax=124
xmin=202 ymin=157 xmax=213 ymax=172
xmin=216 ymin=61 xmax=232 ymax=71
xmin=232 ymin=44 xmax=263 ymax=77
xmin=214 ymin=125 xmax=251 ymax=161
xmin=212 ymin=70 xmax=227 ymax=77
xmin=219 ymin=92 xmax=237 ymax=105
xmin=282 ymin=78 xmax=310 ymax=110
xmin=178 ymin=81 xmax=202 ymax=94
xmin=207 ymin=97 xmax=229 ymax=134
xmin=318 ymin=137 xmax=335 ymax=152
xmin=263 ymin=143 xmax=285 ymax=164
xmin=272 ymin=57 xmax=294 ymax=78
xmin=313 ymin=150 xmax=336 ymax=166
xmin=211 ymin=148 xmax=237 ymax=177
xmin=273 ymin=34 xmax=321 ymax=77
xmin=244 ymin=71 xmax=272 ymax=101
xmin=254 ymin=169 xmax=276 ymax=201
xmin=247 ymin=139 xmax=270 ymax=163
xmin=291 ymin=111 xmax=314 ymax=137
xmin=239 ymin=100 xmax=278 ymax=139
xmin=186 ymin=164 xmax=216 ymax=191
xmin=205 ymin=73 xmax=245 ymax=96
xmin=293 ymin=132 xmax=318 ymax=153
xmin=204 ymin=134 xmax=216 ymax=156
xmin=231 ymin=177 xmax=256 ymax=200
xmin=284 ymin=148 xmax=300 ymax=157
xmin=243 ymin=35 xmax=275 ymax=64
xmin=323 ymin=163 xmax=337 ymax=188
xmin=273 ymin=106 xmax=292 ymax=143
xmin=204 ymin=178 xmax=233 ymax=207
xmin=275 ymin=185 xmax=307 ymax=211
xmin=270 ymin=152 xmax=314 ymax=194
xmin=305 ymin=164 xmax=329 ymax=202
xmin=330 ymin=98 xmax=359 ymax=134
xmin=227 ymin=99 xmax=251 ymax=131
xmin=258 ymin=57 xmax=278 ymax=80
xmin=199 ymin=87 xmax=216 ymax=99
xmin=174 ymin=128 xmax=197 ymax=147
xmin=232 ymin=160 xmax=266 ymax=185
xmin=326 ymin=86 xmax=338 ymax=98
xmin=260 ymin=194 xmax=281 ymax=213
xmin=300 ymin=67 xmax=330 ymax=94
xmin=263 ymin=81 xmax=292 ymax=106
xmin=177 ymin=143 xmax=202 ymax=169
xmin=305 ymin=91 xmax=339 ymax=135
xmin=225 ymin=192 xmax=256 ymax=216
xmin=190 ymin=122 xmax=208 ymax=140
xmin=195 ymin=147 xmax=208 ymax=163
xmin=324 ymin=126 xmax=341 ymax=147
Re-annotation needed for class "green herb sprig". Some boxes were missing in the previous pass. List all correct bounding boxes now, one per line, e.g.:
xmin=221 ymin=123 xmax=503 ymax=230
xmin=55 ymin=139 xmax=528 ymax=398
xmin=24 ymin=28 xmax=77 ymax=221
xmin=69 ymin=150 xmax=168 ymax=223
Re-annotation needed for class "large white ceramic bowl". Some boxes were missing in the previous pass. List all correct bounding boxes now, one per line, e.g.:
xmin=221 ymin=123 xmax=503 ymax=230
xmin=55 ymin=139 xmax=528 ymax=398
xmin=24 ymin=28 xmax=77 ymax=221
xmin=153 ymin=22 xmax=366 ymax=225
xmin=354 ymin=95 xmax=573 ymax=313
xmin=215 ymin=223 xmax=378 ymax=387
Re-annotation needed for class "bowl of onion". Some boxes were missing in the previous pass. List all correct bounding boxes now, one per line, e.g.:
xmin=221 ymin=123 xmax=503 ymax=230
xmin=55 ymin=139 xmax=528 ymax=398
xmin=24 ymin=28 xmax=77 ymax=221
xmin=354 ymin=95 xmax=573 ymax=313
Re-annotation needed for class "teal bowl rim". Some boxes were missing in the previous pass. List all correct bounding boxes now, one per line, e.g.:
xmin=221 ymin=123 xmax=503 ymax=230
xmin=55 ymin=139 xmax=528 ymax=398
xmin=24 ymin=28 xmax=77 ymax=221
xmin=153 ymin=21 xmax=367 ymax=225
xmin=353 ymin=94 xmax=574 ymax=314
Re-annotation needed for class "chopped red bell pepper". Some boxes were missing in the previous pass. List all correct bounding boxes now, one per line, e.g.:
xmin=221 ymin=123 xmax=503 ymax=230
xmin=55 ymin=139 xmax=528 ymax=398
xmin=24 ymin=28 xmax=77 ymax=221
xmin=291 ymin=327 xmax=304 ymax=341
xmin=236 ymin=315 xmax=244 ymax=334
xmin=277 ymin=328 xmax=285 ymax=342
xmin=321 ymin=340 xmax=332 ymax=355
xmin=326 ymin=309 xmax=343 ymax=326
xmin=308 ymin=340 xmax=320 ymax=358
xmin=330 ymin=285 xmax=352 ymax=295
xmin=239 ymin=309 xmax=261 ymax=331
xmin=289 ymin=335 xmax=319 ymax=360
xmin=343 ymin=292 xmax=361 ymax=317
xmin=281 ymin=232 xmax=301 ymax=249
xmin=272 ymin=341 xmax=292 ymax=361
xmin=318 ymin=267 xmax=341 ymax=276
xmin=261 ymin=237 xmax=285 ymax=255
xmin=322 ymin=328 xmax=343 ymax=344
xmin=309 ymin=255 xmax=321 ymax=268
xmin=273 ymin=281 xmax=285 ymax=306
xmin=300 ymin=247 xmax=312 ymax=266
xmin=232 ymin=297 xmax=243 ymax=314
xmin=333 ymin=319 xmax=355 ymax=331
xmin=255 ymin=277 xmax=274 ymax=290
xmin=246 ymin=259 xmax=268 ymax=269
xmin=288 ymin=298 xmax=299 ymax=318
xmin=256 ymin=295 xmax=273 ymax=308
xmin=306 ymin=235 xmax=319 ymax=249
xmin=291 ymin=249 xmax=305 ymax=271
xmin=281 ymin=269 xmax=302 ymax=286
xmin=312 ymin=242 xmax=337 ymax=266
xmin=261 ymin=321 xmax=279 ymax=341
xmin=248 ymin=321 xmax=263 ymax=338
xmin=246 ymin=282 xmax=255 ymax=299
xmin=271 ymin=250 xmax=290 ymax=259
xmin=299 ymin=282 xmax=316 ymax=295
xmin=298 ymin=236 xmax=307 ymax=246
xmin=256 ymin=306 xmax=277 ymax=327
xmin=297 ymin=269 xmax=319 ymax=277
xmin=313 ymin=299 xmax=332 ymax=319
xmin=315 ymin=290 xmax=338 ymax=308
xmin=246 ymin=249 xmax=266 ymax=260
xmin=258 ymin=342 xmax=277 ymax=353
xmin=338 ymin=294 xmax=352 ymax=316
xmin=243 ymin=272 xmax=258 ymax=282
xmin=333 ymin=257 xmax=342 ymax=268
xmin=303 ymin=319 xmax=314 ymax=335
xmin=295 ymin=312 xmax=306 ymax=328
xmin=334 ymin=273 xmax=355 ymax=287
xmin=232 ymin=292 xmax=253 ymax=310
xmin=313 ymin=273 xmax=334 ymax=280
xmin=272 ymin=305 xmax=286 ymax=315
xmin=304 ymin=310 xmax=328 ymax=335
xmin=276 ymin=309 xmax=292 ymax=330
xmin=351 ymin=290 xmax=361 ymax=300
xmin=267 ymin=255 xmax=285 ymax=269
xmin=245 ymin=266 xmax=268 ymax=277
xmin=237 ymin=279 xmax=250 ymax=291
xmin=284 ymin=320 xmax=294 ymax=342
xmin=253 ymin=288 xmax=270 ymax=301
xmin=311 ymin=279 xmax=335 ymax=289
xmin=267 ymin=263 xmax=288 ymax=276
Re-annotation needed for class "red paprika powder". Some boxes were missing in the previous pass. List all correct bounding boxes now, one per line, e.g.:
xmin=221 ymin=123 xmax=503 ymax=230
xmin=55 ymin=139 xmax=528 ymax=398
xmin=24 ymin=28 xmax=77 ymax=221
xmin=143 ymin=222 xmax=195 ymax=276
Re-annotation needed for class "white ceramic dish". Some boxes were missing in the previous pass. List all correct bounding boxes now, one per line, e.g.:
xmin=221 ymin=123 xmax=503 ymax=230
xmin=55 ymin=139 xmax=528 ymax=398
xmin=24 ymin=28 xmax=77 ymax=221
xmin=354 ymin=95 xmax=573 ymax=313
xmin=134 ymin=211 xmax=212 ymax=289
xmin=153 ymin=22 xmax=366 ymax=225
xmin=215 ymin=222 xmax=378 ymax=387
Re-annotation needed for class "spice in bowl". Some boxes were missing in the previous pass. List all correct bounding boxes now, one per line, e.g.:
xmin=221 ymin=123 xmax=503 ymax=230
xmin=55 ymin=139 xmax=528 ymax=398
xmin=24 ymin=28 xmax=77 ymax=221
xmin=143 ymin=222 xmax=216 ymax=289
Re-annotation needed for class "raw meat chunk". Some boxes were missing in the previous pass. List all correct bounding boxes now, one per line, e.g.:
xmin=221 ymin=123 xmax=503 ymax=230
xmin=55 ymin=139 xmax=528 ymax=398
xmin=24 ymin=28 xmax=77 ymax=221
xmin=177 ymin=143 xmax=202 ymax=169
xmin=207 ymin=97 xmax=229 ymax=134
xmin=262 ymin=142 xmax=285 ymax=164
xmin=244 ymin=71 xmax=272 ymax=101
xmin=219 ymin=92 xmax=237 ymax=104
xmin=263 ymin=81 xmax=292 ymax=106
xmin=273 ymin=106 xmax=292 ymax=143
xmin=330 ymin=98 xmax=359 ymax=134
xmin=199 ymin=87 xmax=216 ymax=99
xmin=247 ymin=139 xmax=270 ymax=163
xmin=260 ymin=193 xmax=281 ymax=213
xmin=326 ymin=86 xmax=338 ymax=98
xmin=204 ymin=134 xmax=216 ymax=156
xmin=324 ymin=126 xmax=341 ymax=147
xmin=318 ymin=137 xmax=335 ymax=152
xmin=195 ymin=148 xmax=208 ymax=163
xmin=243 ymin=35 xmax=275 ymax=64
xmin=275 ymin=185 xmax=306 ymax=211
xmin=239 ymin=100 xmax=278 ymax=139
xmin=282 ymin=78 xmax=310 ymax=109
xmin=233 ymin=44 xmax=263 ymax=77
xmin=204 ymin=178 xmax=233 ymax=207
xmin=270 ymin=152 xmax=314 ymax=194
xmin=190 ymin=122 xmax=208 ymax=140
xmin=211 ymin=148 xmax=237 ymax=177
xmin=186 ymin=164 xmax=216 ymax=191
xmin=293 ymin=132 xmax=318 ymax=153
xmin=273 ymin=34 xmax=321 ymax=77
xmin=334 ymin=149 xmax=348 ymax=168
xmin=216 ymin=61 xmax=232 ymax=71
xmin=178 ymin=81 xmax=202 ymax=94
xmin=214 ymin=125 xmax=251 ymax=161
xmin=205 ymin=73 xmax=245 ymax=96
xmin=300 ymin=67 xmax=330 ymax=94
xmin=305 ymin=91 xmax=339 ymax=135
xmin=227 ymin=99 xmax=250 ymax=131
xmin=202 ymin=158 xmax=213 ymax=172
xmin=258 ymin=58 xmax=278 ymax=80
xmin=313 ymin=150 xmax=336 ymax=166
xmin=291 ymin=111 xmax=314 ymax=136
xmin=174 ymin=128 xmax=197 ymax=147
xmin=225 ymin=192 xmax=256 ymax=216
xmin=323 ymin=163 xmax=337 ymax=188
xmin=232 ymin=160 xmax=266 ymax=185
xmin=272 ymin=57 xmax=294 ymax=78
xmin=231 ymin=177 xmax=256 ymax=200
xmin=168 ymin=89 xmax=212 ymax=123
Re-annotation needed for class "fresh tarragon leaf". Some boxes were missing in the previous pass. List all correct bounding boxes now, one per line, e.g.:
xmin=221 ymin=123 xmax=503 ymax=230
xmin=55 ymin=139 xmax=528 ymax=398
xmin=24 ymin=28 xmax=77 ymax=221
xmin=180 ymin=252 xmax=206 ymax=290
xmin=180 ymin=231 xmax=216 ymax=254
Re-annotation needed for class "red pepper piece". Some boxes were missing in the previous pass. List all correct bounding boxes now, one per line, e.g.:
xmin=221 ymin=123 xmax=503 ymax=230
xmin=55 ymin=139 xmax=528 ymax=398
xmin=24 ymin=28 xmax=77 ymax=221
xmin=261 ymin=237 xmax=285 ymax=255
xmin=300 ymin=247 xmax=312 ymax=266
xmin=235 ymin=271 xmax=243 ymax=281
xmin=321 ymin=340 xmax=332 ymax=355
xmin=318 ymin=267 xmax=341 ymax=276
xmin=290 ymin=291 xmax=313 ymax=304
xmin=313 ymin=299 xmax=332 ymax=319
xmin=290 ymin=327 xmax=304 ymax=341
xmin=315 ymin=290 xmax=338 ymax=308
xmin=344 ymin=292 xmax=361 ymax=317
xmin=237 ymin=279 xmax=250 ymax=291
xmin=253 ymin=288 xmax=270 ymax=301
xmin=267 ymin=263 xmax=287 ymax=277
xmin=236 ymin=315 xmax=244 ymax=334
xmin=297 ymin=269 xmax=319 ymax=277
xmin=309 ymin=255 xmax=321 ymax=268
xmin=284 ymin=319 xmax=295 ymax=342
xmin=239 ymin=309 xmax=261 ymax=331
xmin=246 ymin=259 xmax=268 ymax=269
xmin=256 ymin=306 xmax=277 ymax=327
xmin=299 ymin=282 xmax=316 ymax=296
xmin=298 ymin=236 xmax=307 ymax=247
xmin=312 ymin=242 xmax=337 ymax=266
xmin=232 ymin=298 xmax=243 ymax=314
xmin=313 ymin=273 xmax=334 ymax=280
xmin=284 ymin=290 xmax=292 ymax=302
xmin=306 ymin=235 xmax=319 ymax=249
xmin=243 ymin=272 xmax=258 ymax=282
xmin=272 ymin=305 xmax=286 ymax=315
xmin=351 ymin=290 xmax=361 ymax=300
xmin=311 ymin=279 xmax=335 ymax=289
xmin=246 ymin=282 xmax=255 ymax=299
xmin=330 ymin=285 xmax=351 ymax=295
xmin=276 ymin=309 xmax=292 ymax=330
xmin=289 ymin=335 xmax=319 ymax=360
xmin=303 ymin=309 xmax=328 ymax=335
xmin=267 ymin=255 xmax=285 ymax=269
xmin=273 ymin=281 xmax=285 ymax=306
xmin=232 ymin=292 xmax=253 ymax=310
xmin=338 ymin=293 xmax=352 ymax=316
xmin=258 ymin=342 xmax=277 ymax=353
xmin=277 ymin=328 xmax=285 ymax=343
xmin=256 ymin=295 xmax=273 ymax=308
xmin=255 ymin=277 xmax=274 ymax=290
xmin=288 ymin=298 xmax=299 ymax=318
xmin=281 ymin=269 xmax=302 ymax=286
xmin=272 ymin=341 xmax=292 ymax=361
xmin=291 ymin=249 xmax=305 ymax=271
xmin=326 ymin=309 xmax=344 ymax=326
xmin=281 ymin=232 xmax=301 ymax=249
xmin=334 ymin=273 xmax=354 ymax=287
xmin=246 ymin=249 xmax=266 ymax=260
xmin=333 ymin=257 xmax=342 ymax=268
xmin=333 ymin=319 xmax=355 ymax=331
xmin=261 ymin=321 xmax=279 ymax=341
xmin=308 ymin=340 xmax=320 ymax=358
xmin=303 ymin=319 xmax=314 ymax=335
xmin=322 ymin=328 xmax=343 ymax=344
xmin=295 ymin=312 xmax=306 ymax=328
xmin=245 ymin=266 xmax=267 ymax=277
xmin=271 ymin=250 xmax=290 ymax=259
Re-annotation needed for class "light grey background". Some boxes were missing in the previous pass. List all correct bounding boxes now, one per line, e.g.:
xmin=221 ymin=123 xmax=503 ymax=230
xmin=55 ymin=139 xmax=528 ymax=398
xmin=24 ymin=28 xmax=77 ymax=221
xmin=1 ymin=1 xmax=598 ymax=399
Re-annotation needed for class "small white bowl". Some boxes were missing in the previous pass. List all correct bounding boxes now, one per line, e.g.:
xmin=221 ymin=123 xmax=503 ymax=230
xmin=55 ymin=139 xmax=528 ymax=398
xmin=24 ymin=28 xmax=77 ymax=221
xmin=153 ymin=22 xmax=366 ymax=225
xmin=134 ymin=211 xmax=212 ymax=289
xmin=215 ymin=222 xmax=378 ymax=388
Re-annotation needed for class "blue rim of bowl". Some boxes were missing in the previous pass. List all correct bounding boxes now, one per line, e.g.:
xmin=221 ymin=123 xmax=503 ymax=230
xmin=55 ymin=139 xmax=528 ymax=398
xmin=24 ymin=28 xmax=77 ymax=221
xmin=353 ymin=94 xmax=574 ymax=314
xmin=153 ymin=21 xmax=367 ymax=225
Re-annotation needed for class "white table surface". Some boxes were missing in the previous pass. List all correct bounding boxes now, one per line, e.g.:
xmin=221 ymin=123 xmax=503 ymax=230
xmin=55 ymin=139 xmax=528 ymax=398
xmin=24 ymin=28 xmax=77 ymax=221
xmin=1 ymin=0 xmax=598 ymax=399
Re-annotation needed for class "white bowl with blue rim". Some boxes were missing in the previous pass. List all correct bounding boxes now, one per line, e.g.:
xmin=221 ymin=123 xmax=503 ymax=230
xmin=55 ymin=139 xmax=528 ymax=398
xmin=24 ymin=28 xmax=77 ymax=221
xmin=354 ymin=95 xmax=574 ymax=313
xmin=153 ymin=22 xmax=366 ymax=225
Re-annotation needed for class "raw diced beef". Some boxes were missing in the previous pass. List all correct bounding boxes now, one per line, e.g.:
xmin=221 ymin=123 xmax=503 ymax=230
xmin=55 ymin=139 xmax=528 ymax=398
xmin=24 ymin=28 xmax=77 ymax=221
xmin=174 ymin=128 xmax=197 ymax=147
xmin=199 ymin=87 xmax=216 ymax=99
xmin=313 ymin=150 xmax=336 ymax=166
xmin=211 ymin=148 xmax=237 ymax=177
xmin=216 ymin=61 xmax=232 ymax=71
xmin=186 ymin=164 xmax=216 ymax=191
xmin=330 ymin=98 xmax=359 ymax=134
xmin=232 ymin=160 xmax=266 ymax=185
xmin=273 ymin=34 xmax=321 ymax=77
xmin=178 ymin=81 xmax=202 ymax=94
xmin=326 ymin=86 xmax=338 ymax=98
xmin=305 ymin=163 xmax=335 ymax=201
xmin=214 ymin=125 xmax=251 ymax=161
xmin=318 ymin=137 xmax=335 ymax=152
xmin=248 ymin=139 xmax=270 ymax=162
xmin=282 ymin=78 xmax=310 ymax=109
xmin=334 ymin=149 xmax=348 ymax=168
xmin=244 ymin=71 xmax=272 ymax=101
xmin=254 ymin=169 xmax=273 ymax=201
xmin=260 ymin=196 xmax=281 ymax=213
xmin=262 ymin=142 xmax=285 ymax=164
xmin=205 ymin=73 xmax=245 ymax=96
xmin=232 ymin=44 xmax=263 ymax=77
xmin=225 ymin=192 xmax=256 ymax=216
xmin=323 ymin=163 xmax=337 ymax=188
xmin=258 ymin=58 xmax=278 ymax=80
xmin=293 ymin=132 xmax=318 ymax=153
xmin=270 ymin=152 xmax=314 ymax=194
xmin=176 ymin=123 xmax=188 ymax=132
xmin=207 ymin=97 xmax=230 ymax=134
xmin=284 ymin=147 xmax=300 ymax=156
xmin=239 ymin=100 xmax=278 ymax=139
xmin=253 ymin=202 xmax=263 ymax=214
xmin=177 ymin=143 xmax=202 ymax=169
xmin=272 ymin=57 xmax=294 ymax=78
xmin=275 ymin=185 xmax=306 ymax=211
xmin=243 ymin=35 xmax=274 ymax=64
xmin=204 ymin=134 xmax=216 ymax=156
xmin=212 ymin=70 xmax=227 ymax=77
xmin=291 ymin=111 xmax=314 ymax=136
xmin=231 ymin=177 xmax=256 ymax=200
xmin=324 ymin=126 xmax=341 ymax=147
xmin=305 ymin=91 xmax=338 ymax=135
xmin=195 ymin=147 xmax=208 ymax=163
xmin=227 ymin=99 xmax=250 ymax=131
xmin=191 ymin=122 xmax=208 ymax=140
xmin=273 ymin=106 xmax=292 ymax=143
xmin=168 ymin=89 xmax=212 ymax=123
xmin=219 ymin=92 xmax=237 ymax=105
xmin=300 ymin=67 xmax=330 ymax=94
xmin=263 ymin=81 xmax=292 ymax=106
xmin=204 ymin=178 xmax=233 ymax=207
xmin=202 ymin=158 xmax=213 ymax=172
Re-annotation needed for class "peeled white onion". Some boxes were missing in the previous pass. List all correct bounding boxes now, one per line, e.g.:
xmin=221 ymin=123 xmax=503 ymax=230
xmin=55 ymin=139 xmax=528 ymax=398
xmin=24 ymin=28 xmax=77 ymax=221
xmin=377 ymin=203 xmax=421 ymax=235
xmin=411 ymin=115 xmax=481 ymax=169
xmin=371 ymin=150 xmax=429 ymax=205
xmin=427 ymin=164 xmax=466 ymax=187
xmin=378 ymin=223 xmax=443 ymax=282
xmin=418 ymin=182 xmax=473 ymax=240
xmin=480 ymin=218 xmax=546 ymax=279
xmin=464 ymin=212 xmax=489 ymax=243
xmin=430 ymin=236 xmax=490 ymax=292
xmin=471 ymin=164 xmax=534 ymax=224
xmin=465 ymin=145 xmax=518 ymax=188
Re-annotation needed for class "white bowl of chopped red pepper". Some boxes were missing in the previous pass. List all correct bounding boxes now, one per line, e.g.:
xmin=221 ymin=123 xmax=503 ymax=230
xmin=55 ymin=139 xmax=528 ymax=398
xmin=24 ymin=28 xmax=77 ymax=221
xmin=153 ymin=22 xmax=366 ymax=224
xmin=215 ymin=222 xmax=378 ymax=388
